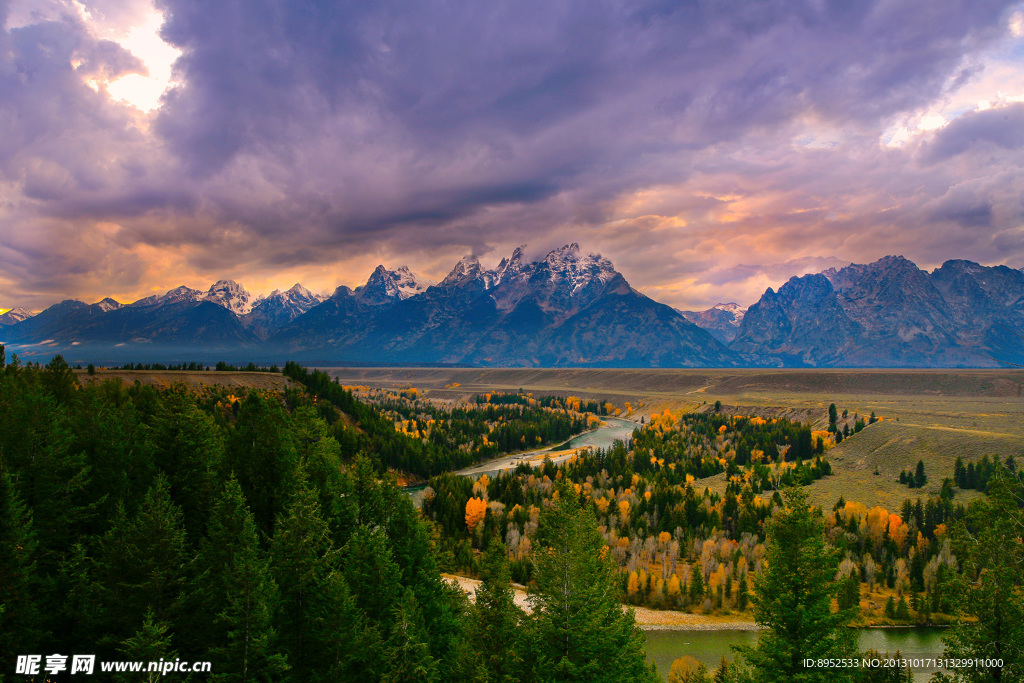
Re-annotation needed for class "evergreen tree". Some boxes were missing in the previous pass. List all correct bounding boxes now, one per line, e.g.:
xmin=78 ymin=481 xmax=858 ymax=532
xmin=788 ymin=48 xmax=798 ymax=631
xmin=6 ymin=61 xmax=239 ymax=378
xmin=227 ymin=391 xmax=299 ymax=536
xmin=739 ymin=486 xmax=856 ymax=682
xmin=689 ymin=564 xmax=705 ymax=604
xmin=737 ymin=573 xmax=749 ymax=611
xmin=837 ymin=573 xmax=860 ymax=612
xmin=934 ymin=469 xmax=1024 ymax=682
xmin=895 ymin=596 xmax=910 ymax=621
xmin=342 ymin=524 xmax=402 ymax=627
xmin=271 ymin=473 xmax=358 ymax=681
xmin=95 ymin=474 xmax=188 ymax=647
xmin=117 ymin=610 xmax=176 ymax=683
xmin=529 ymin=481 xmax=658 ymax=683
xmin=43 ymin=354 xmax=77 ymax=405
xmin=461 ymin=543 xmax=527 ymax=682
xmin=382 ymin=589 xmax=440 ymax=683
xmin=0 ymin=473 xmax=44 ymax=665
xmin=913 ymin=460 xmax=926 ymax=489
xmin=152 ymin=387 xmax=223 ymax=539
xmin=197 ymin=478 xmax=289 ymax=682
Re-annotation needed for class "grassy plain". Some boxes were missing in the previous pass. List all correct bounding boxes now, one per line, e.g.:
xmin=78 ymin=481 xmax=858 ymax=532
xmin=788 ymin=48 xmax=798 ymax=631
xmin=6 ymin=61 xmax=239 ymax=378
xmin=73 ymin=368 xmax=295 ymax=392
xmin=323 ymin=367 xmax=1024 ymax=511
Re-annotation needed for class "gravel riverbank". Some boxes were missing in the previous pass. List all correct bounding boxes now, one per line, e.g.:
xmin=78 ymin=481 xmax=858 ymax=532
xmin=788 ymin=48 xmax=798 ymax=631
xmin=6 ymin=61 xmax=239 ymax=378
xmin=443 ymin=575 xmax=760 ymax=631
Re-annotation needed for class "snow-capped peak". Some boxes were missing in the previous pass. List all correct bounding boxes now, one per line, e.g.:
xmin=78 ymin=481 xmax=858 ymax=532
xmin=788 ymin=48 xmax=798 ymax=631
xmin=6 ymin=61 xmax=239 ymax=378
xmin=131 ymin=285 xmax=204 ymax=308
xmin=95 ymin=298 xmax=122 ymax=312
xmin=357 ymin=265 xmax=434 ymax=304
xmin=543 ymin=243 xmax=618 ymax=294
xmin=0 ymin=307 xmax=35 ymax=325
xmin=390 ymin=266 xmax=435 ymax=298
xmin=258 ymin=283 xmax=325 ymax=308
xmin=712 ymin=302 xmax=746 ymax=316
xmin=492 ymin=245 xmax=527 ymax=286
xmin=203 ymin=280 xmax=256 ymax=315
xmin=440 ymin=255 xmax=484 ymax=287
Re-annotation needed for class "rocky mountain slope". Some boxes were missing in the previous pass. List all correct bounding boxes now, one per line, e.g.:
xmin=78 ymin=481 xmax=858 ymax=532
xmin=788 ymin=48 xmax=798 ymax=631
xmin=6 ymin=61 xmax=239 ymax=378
xmin=731 ymin=256 xmax=1024 ymax=366
xmin=0 ymin=307 xmax=35 ymax=326
xmin=680 ymin=303 xmax=747 ymax=343
xmin=241 ymin=284 xmax=327 ymax=339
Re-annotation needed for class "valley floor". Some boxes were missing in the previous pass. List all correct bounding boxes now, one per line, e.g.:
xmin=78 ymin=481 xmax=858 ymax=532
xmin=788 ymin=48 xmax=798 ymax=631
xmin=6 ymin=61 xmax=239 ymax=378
xmin=329 ymin=367 xmax=1024 ymax=510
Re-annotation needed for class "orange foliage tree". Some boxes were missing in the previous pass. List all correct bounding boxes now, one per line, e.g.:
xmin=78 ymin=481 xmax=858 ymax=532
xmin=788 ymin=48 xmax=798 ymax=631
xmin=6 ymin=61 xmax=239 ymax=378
xmin=465 ymin=496 xmax=488 ymax=532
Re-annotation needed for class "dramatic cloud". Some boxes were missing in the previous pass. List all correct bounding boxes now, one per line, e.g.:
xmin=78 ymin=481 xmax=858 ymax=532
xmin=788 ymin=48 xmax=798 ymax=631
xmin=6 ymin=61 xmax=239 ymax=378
xmin=2 ymin=0 xmax=1023 ymax=310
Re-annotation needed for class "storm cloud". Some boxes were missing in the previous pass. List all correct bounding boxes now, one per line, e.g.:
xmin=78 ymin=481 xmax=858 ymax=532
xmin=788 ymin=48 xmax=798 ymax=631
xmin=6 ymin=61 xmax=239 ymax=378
xmin=2 ymin=0 xmax=1023 ymax=310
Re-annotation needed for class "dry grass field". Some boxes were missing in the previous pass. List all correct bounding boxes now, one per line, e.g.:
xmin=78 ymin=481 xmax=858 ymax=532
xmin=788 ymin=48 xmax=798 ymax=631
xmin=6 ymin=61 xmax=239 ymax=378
xmin=73 ymin=369 xmax=295 ymax=393
xmin=324 ymin=367 xmax=1024 ymax=510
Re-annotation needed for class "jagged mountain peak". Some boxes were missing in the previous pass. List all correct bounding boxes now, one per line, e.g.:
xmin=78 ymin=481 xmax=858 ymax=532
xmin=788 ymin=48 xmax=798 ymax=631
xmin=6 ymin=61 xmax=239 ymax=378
xmin=203 ymin=280 xmax=256 ymax=315
xmin=540 ymin=244 xmax=616 ymax=287
xmin=358 ymin=265 xmax=434 ymax=303
xmin=492 ymin=245 xmax=527 ymax=285
xmin=440 ymin=255 xmax=484 ymax=287
xmin=95 ymin=298 xmax=122 ymax=312
xmin=0 ymin=307 xmax=35 ymax=325
xmin=131 ymin=285 xmax=204 ymax=308
xmin=261 ymin=283 xmax=322 ymax=304
xmin=242 ymin=282 xmax=327 ymax=338
xmin=680 ymin=302 xmax=749 ymax=344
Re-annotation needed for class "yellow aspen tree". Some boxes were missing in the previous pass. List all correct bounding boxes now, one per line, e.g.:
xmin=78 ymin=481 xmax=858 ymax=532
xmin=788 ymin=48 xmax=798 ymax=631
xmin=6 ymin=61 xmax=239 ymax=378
xmin=667 ymin=574 xmax=681 ymax=597
xmin=627 ymin=571 xmax=640 ymax=596
xmin=668 ymin=656 xmax=708 ymax=683
xmin=465 ymin=497 xmax=488 ymax=533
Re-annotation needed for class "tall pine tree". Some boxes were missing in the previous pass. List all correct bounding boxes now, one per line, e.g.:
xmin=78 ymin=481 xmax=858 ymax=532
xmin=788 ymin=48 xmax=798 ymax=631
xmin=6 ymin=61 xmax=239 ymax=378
xmin=739 ymin=486 xmax=856 ymax=682
xmin=271 ymin=471 xmax=359 ymax=681
xmin=934 ymin=468 xmax=1024 ymax=682
xmin=529 ymin=481 xmax=658 ymax=683
xmin=196 ymin=477 xmax=289 ymax=682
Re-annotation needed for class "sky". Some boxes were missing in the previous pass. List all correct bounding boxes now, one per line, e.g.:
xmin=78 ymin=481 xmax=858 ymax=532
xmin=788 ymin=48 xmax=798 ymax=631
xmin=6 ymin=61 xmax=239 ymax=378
xmin=2 ymin=0 xmax=1023 ymax=314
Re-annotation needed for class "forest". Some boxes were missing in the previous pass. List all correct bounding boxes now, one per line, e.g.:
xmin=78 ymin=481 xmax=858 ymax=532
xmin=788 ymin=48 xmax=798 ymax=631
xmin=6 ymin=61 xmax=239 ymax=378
xmin=0 ymin=353 xmax=1021 ymax=682
xmin=0 ymin=355 xmax=656 ymax=682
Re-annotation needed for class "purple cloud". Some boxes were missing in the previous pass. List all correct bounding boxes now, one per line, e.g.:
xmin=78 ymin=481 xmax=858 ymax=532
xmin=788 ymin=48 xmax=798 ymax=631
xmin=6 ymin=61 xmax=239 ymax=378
xmin=1 ymin=0 xmax=1023 ymax=311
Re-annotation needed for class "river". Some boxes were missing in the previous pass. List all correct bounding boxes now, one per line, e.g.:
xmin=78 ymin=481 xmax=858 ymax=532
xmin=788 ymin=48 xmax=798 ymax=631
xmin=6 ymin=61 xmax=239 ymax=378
xmin=405 ymin=416 xmax=637 ymax=506
xmin=455 ymin=416 xmax=638 ymax=479
xmin=644 ymin=627 xmax=947 ymax=681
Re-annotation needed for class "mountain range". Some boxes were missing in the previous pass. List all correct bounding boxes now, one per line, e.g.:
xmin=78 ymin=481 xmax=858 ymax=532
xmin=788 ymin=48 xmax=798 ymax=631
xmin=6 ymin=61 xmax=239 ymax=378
xmin=2 ymin=248 xmax=1022 ymax=367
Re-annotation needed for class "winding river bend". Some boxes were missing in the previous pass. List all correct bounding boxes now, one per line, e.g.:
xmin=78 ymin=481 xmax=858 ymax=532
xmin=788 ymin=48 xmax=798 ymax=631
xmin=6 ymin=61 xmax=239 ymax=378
xmin=644 ymin=627 xmax=947 ymax=682
xmin=455 ymin=416 xmax=638 ymax=478
xmin=405 ymin=417 xmax=637 ymax=506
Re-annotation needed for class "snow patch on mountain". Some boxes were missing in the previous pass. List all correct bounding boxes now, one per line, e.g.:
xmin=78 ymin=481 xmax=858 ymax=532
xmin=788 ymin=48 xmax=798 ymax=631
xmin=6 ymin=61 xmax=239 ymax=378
xmin=130 ymin=286 xmax=204 ymax=308
xmin=357 ymin=266 xmax=435 ymax=304
xmin=203 ymin=280 xmax=257 ymax=315
xmin=440 ymin=256 xmax=485 ymax=288
xmin=543 ymin=243 xmax=618 ymax=295
xmin=0 ymin=307 xmax=35 ymax=325
xmin=95 ymin=298 xmax=122 ymax=313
